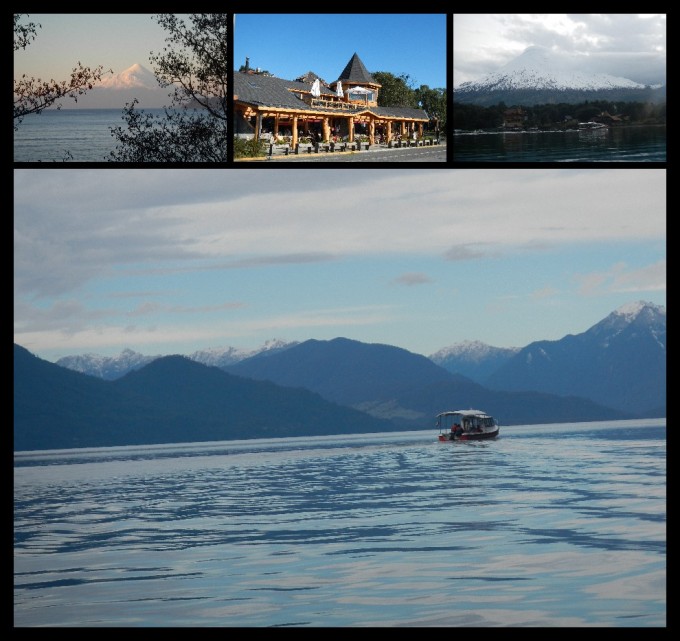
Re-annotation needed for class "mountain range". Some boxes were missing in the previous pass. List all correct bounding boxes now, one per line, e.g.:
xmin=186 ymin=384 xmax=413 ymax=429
xmin=454 ymin=46 xmax=666 ymax=107
xmin=14 ymin=346 xmax=394 ymax=451
xmin=16 ymin=301 xmax=664 ymax=451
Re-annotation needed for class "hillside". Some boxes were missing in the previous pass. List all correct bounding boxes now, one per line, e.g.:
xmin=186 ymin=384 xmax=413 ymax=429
xmin=226 ymin=337 xmax=632 ymax=427
xmin=14 ymin=345 xmax=394 ymax=451
xmin=484 ymin=302 xmax=666 ymax=415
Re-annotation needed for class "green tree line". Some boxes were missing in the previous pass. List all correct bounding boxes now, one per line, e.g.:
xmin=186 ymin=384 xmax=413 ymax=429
xmin=373 ymin=71 xmax=446 ymax=130
xmin=454 ymin=100 xmax=666 ymax=131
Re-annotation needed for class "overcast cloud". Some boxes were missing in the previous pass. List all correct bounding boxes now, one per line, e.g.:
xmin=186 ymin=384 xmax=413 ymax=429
xmin=14 ymin=169 xmax=666 ymax=359
xmin=15 ymin=168 xmax=665 ymax=303
xmin=454 ymin=14 xmax=666 ymax=86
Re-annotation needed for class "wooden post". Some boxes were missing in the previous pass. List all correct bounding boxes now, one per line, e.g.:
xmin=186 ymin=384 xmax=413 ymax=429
xmin=369 ymin=119 xmax=375 ymax=146
xmin=323 ymin=117 xmax=330 ymax=143
xmin=348 ymin=116 xmax=354 ymax=143
xmin=292 ymin=115 xmax=298 ymax=148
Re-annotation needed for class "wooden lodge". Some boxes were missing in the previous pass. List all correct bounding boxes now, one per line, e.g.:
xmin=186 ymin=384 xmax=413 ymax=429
xmin=234 ymin=53 xmax=431 ymax=147
xmin=502 ymin=107 xmax=526 ymax=129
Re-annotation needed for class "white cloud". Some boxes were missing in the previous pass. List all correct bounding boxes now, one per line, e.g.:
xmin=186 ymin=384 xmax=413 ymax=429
xmin=15 ymin=169 xmax=665 ymax=302
xmin=574 ymin=260 xmax=666 ymax=296
xmin=454 ymin=14 xmax=666 ymax=85
xmin=14 ymin=169 xmax=666 ymax=358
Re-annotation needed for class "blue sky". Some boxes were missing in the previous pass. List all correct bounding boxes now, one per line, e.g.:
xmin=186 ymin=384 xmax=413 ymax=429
xmin=14 ymin=169 xmax=665 ymax=362
xmin=14 ymin=13 xmax=446 ymax=91
xmin=235 ymin=14 xmax=447 ymax=89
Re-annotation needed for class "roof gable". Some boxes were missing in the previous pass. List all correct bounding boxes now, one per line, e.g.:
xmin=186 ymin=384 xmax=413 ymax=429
xmin=337 ymin=53 xmax=377 ymax=85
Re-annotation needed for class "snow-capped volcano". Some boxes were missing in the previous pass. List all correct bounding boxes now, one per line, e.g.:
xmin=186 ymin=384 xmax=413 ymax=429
xmin=98 ymin=63 xmax=160 ymax=90
xmin=459 ymin=46 xmax=646 ymax=93
xmin=61 ymin=62 xmax=168 ymax=108
xmin=455 ymin=46 xmax=664 ymax=106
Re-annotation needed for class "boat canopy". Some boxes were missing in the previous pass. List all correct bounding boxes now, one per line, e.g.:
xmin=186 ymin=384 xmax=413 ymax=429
xmin=436 ymin=410 xmax=497 ymax=429
xmin=437 ymin=409 xmax=492 ymax=419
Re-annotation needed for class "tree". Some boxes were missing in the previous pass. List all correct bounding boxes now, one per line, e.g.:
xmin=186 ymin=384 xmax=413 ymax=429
xmin=109 ymin=14 xmax=228 ymax=162
xmin=13 ymin=14 xmax=110 ymax=130
xmin=415 ymin=85 xmax=447 ymax=131
xmin=372 ymin=71 xmax=418 ymax=108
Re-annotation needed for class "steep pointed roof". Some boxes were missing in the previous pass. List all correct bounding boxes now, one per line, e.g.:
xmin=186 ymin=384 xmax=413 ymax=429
xmin=337 ymin=53 xmax=378 ymax=85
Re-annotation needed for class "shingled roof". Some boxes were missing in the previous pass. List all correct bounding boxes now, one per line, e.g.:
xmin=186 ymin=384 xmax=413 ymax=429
xmin=233 ymin=72 xmax=370 ymax=115
xmin=234 ymin=53 xmax=428 ymax=121
xmin=337 ymin=53 xmax=377 ymax=85
xmin=234 ymin=73 xmax=329 ymax=110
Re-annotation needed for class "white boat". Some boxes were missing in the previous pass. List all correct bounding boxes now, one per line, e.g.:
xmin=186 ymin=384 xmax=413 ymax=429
xmin=578 ymin=121 xmax=607 ymax=130
xmin=437 ymin=409 xmax=500 ymax=442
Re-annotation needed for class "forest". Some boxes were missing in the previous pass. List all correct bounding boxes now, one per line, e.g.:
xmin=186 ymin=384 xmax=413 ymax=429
xmin=453 ymin=100 xmax=666 ymax=131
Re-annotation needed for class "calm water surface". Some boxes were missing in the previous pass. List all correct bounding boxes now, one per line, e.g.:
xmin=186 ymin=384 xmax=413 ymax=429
xmin=14 ymin=419 xmax=666 ymax=627
xmin=453 ymin=126 xmax=666 ymax=163
xmin=13 ymin=109 xmax=166 ymax=162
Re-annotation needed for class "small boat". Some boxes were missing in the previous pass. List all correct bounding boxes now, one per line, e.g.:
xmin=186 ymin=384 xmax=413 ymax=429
xmin=437 ymin=409 xmax=500 ymax=442
xmin=578 ymin=121 xmax=607 ymax=130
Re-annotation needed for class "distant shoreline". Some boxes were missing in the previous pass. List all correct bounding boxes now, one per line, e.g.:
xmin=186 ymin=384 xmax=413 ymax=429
xmin=454 ymin=123 xmax=666 ymax=135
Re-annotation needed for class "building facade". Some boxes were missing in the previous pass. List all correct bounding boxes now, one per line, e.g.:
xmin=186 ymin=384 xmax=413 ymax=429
xmin=234 ymin=53 xmax=431 ymax=147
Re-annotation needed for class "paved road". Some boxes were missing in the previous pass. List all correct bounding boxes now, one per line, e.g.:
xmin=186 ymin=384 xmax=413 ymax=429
xmin=241 ymin=144 xmax=447 ymax=164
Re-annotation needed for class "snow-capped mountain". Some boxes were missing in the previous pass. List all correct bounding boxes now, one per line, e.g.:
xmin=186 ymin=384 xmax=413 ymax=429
xmin=53 ymin=301 xmax=665 ymax=416
xmin=62 ymin=63 xmax=168 ymax=108
xmin=484 ymin=300 xmax=666 ymax=416
xmin=57 ymin=348 xmax=159 ymax=380
xmin=189 ymin=339 xmax=298 ymax=369
xmin=98 ymin=63 xmax=160 ymax=90
xmin=588 ymin=300 xmax=666 ymax=342
xmin=56 ymin=340 xmax=298 ymax=380
xmin=429 ymin=340 xmax=520 ymax=383
xmin=455 ymin=46 xmax=665 ymax=106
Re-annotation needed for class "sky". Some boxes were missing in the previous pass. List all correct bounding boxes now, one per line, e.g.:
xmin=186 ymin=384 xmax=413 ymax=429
xmin=13 ymin=13 xmax=172 ymax=82
xmin=454 ymin=13 xmax=666 ymax=87
xmin=235 ymin=14 xmax=447 ymax=89
xmin=14 ymin=169 xmax=666 ymax=363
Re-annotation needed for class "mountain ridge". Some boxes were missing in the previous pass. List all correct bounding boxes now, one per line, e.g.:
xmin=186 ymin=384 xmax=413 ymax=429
xmin=41 ymin=301 xmax=665 ymax=426
xmin=484 ymin=301 xmax=666 ymax=415
xmin=14 ymin=345 xmax=396 ymax=451
xmin=455 ymin=46 xmax=666 ymax=106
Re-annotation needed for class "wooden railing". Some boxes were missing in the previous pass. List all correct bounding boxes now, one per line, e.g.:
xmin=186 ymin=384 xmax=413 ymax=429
xmin=310 ymin=99 xmax=361 ymax=111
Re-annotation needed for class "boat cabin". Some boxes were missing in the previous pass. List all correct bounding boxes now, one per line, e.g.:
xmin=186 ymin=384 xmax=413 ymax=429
xmin=436 ymin=410 xmax=497 ymax=432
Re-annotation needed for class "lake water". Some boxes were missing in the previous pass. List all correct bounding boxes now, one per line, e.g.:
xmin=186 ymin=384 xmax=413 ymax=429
xmin=13 ymin=108 xmax=166 ymax=162
xmin=14 ymin=419 xmax=666 ymax=627
xmin=452 ymin=126 xmax=666 ymax=163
